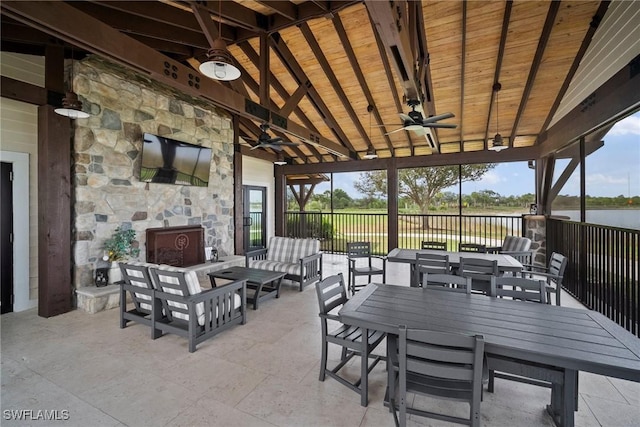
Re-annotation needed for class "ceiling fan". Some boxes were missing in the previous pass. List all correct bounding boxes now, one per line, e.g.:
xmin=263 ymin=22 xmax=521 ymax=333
xmin=385 ymin=100 xmax=457 ymax=135
xmin=249 ymin=123 xmax=299 ymax=151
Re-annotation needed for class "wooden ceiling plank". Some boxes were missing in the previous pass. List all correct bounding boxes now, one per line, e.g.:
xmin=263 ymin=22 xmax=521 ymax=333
xmin=0 ymin=0 xmax=350 ymax=158
xmin=299 ymin=22 xmax=373 ymax=155
xmin=254 ymin=1 xmax=297 ymax=21
xmin=508 ymin=1 xmax=560 ymax=148
xmin=484 ymin=1 xmax=512 ymax=149
xmin=368 ymin=11 xmax=413 ymax=153
xmin=365 ymin=0 xmax=440 ymax=152
xmin=459 ymin=0 xmax=467 ymax=148
xmin=333 ymin=15 xmax=394 ymax=154
xmin=538 ymin=1 xmax=610 ymax=139
xmin=269 ymin=31 xmax=357 ymax=156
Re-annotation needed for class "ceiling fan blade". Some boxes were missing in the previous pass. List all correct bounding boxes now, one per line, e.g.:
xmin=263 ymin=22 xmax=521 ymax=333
xmin=421 ymin=112 xmax=455 ymax=124
xmin=423 ymin=123 xmax=458 ymax=129
xmin=398 ymin=113 xmax=415 ymax=123
xmin=278 ymin=141 xmax=300 ymax=146
xmin=268 ymin=137 xmax=284 ymax=144
xmin=249 ymin=144 xmax=261 ymax=150
xmin=385 ymin=127 xmax=407 ymax=135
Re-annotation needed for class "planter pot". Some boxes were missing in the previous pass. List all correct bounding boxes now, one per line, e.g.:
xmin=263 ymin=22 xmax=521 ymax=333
xmin=108 ymin=262 xmax=122 ymax=285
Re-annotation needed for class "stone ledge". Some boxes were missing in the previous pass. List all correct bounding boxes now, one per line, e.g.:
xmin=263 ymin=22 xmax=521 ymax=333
xmin=76 ymin=284 xmax=120 ymax=314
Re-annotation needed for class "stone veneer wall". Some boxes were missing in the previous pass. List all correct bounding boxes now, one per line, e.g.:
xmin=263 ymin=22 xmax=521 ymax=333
xmin=523 ymin=215 xmax=546 ymax=266
xmin=71 ymin=56 xmax=235 ymax=291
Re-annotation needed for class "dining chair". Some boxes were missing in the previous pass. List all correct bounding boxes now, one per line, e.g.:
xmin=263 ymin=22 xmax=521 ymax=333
xmin=389 ymin=325 xmax=485 ymax=427
xmin=487 ymin=236 xmax=532 ymax=273
xmin=423 ymin=272 xmax=472 ymax=293
xmin=521 ymin=252 xmax=567 ymax=306
xmin=347 ymin=241 xmax=386 ymax=295
xmin=413 ymin=252 xmax=450 ymax=287
xmin=421 ymin=240 xmax=447 ymax=250
xmin=490 ymin=276 xmax=546 ymax=303
xmin=456 ymin=257 xmax=498 ymax=295
xmin=314 ymin=273 xmax=385 ymax=404
xmin=458 ymin=243 xmax=487 ymax=253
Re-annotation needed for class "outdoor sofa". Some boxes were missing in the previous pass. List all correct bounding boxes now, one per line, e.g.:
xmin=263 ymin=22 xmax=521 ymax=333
xmin=245 ymin=236 xmax=323 ymax=291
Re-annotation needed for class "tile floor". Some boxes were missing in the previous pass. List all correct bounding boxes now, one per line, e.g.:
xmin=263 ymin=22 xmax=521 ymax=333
xmin=2 ymin=254 xmax=639 ymax=427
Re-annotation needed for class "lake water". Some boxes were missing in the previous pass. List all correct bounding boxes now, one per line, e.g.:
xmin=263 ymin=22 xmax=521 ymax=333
xmin=552 ymin=209 xmax=639 ymax=230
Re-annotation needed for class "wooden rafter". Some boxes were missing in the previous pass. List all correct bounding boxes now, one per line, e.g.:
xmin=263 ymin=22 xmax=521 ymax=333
xmin=332 ymin=15 xmax=394 ymax=154
xmin=269 ymin=31 xmax=357 ymax=156
xmin=509 ymin=1 xmax=560 ymax=148
xmin=254 ymin=1 xmax=297 ymax=21
xmin=299 ymin=22 xmax=373 ymax=156
xmin=484 ymin=1 xmax=512 ymax=150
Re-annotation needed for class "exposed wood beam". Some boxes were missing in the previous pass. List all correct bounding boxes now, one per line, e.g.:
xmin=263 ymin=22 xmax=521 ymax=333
xmin=1 ymin=75 xmax=48 ymax=105
xmin=269 ymin=31 xmax=357 ymax=157
xmin=259 ymin=33 xmax=269 ymax=107
xmin=368 ymin=11 xmax=413 ymax=152
xmin=255 ymin=1 xmax=297 ymax=21
xmin=538 ymin=57 xmax=640 ymax=157
xmin=237 ymin=41 xmax=325 ymax=162
xmin=95 ymin=1 xmax=204 ymax=32
xmin=540 ymin=155 xmax=555 ymax=214
xmin=283 ymin=145 xmax=541 ymax=175
xmin=299 ymin=22 xmax=373 ymax=156
xmin=484 ymin=1 xmax=512 ymax=149
xmin=286 ymin=177 xmax=329 ymax=186
xmin=0 ymin=0 xmax=350 ymax=158
xmin=538 ymin=1 xmax=610 ymax=137
xmin=190 ymin=2 xmax=220 ymax=47
xmin=179 ymin=0 xmax=264 ymax=32
xmin=279 ymin=82 xmax=309 ymax=118
xmin=128 ymin=34 xmax=195 ymax=57
xmin=509 ymin=1 xmax=560 ymax=148
xmin=365 ymin=0 xmax=439 ymax=152
xmin=333 ymin=15 xmax=394 ymax=154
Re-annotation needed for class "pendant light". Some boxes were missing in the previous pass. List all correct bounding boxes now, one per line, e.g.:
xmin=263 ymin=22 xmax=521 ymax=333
xmin=363 ymin=105 xmax=378 ymax=159
xmin=489 ymin=82 xmax=507 ymax=152
xmin=55 ymin=46 xmax=90 ymax=119
xmin=199 ymin=1 xmax=241 ymax=81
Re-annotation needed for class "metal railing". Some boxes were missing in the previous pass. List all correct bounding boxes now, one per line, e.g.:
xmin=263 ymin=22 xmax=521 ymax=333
xmin=285 ymin=211 xmax=524 ymax=255
xmin=547 ymin=218 xmax=639 ymax=337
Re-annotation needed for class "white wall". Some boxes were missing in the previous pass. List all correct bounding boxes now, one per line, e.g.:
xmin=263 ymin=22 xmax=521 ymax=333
xmin=0 ymin=52 xmax=43 ymax=310
xmin=241 ymin=156 xmax=275 ymax=240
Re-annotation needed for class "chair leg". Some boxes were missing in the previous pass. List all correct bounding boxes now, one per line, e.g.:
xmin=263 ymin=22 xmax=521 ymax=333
xmin=488 ymin=370 xmax=495 ymax=392
xmin=319 ymin=339 xmax=328 ymax=381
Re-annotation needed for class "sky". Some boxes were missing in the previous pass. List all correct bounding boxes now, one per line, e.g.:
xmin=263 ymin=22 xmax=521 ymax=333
xmin=320 ymin=112 xmax=640 ymax=199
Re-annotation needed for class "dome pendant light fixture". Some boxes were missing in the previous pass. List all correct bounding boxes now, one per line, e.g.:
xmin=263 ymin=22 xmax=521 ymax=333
xmin=363 ymin=105 xmax=378 ymax=159
xmin=489 ymin=82 xmax=508 ymax=152
xmin=199 ymin=2 xmax=240 ymax=81
xmin=55 ymin=46 xmax=90 ymax=119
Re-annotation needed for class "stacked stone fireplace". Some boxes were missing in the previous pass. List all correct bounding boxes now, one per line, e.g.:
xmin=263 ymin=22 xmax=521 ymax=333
xmin=71 ymin=56 xmax=235 ymax=294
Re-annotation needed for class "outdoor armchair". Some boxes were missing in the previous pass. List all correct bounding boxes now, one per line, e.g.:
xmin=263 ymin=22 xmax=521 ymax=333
xmin=521 ymin=252 xmax=567 ymax=306
xmin=347 ymin=241 xmax=386 ymax=295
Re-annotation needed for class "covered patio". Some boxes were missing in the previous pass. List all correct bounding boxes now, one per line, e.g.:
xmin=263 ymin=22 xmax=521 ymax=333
xmin=1 ymin=1 xmax=639 ymax=426
xmin=2 ymin=254 xmax=639 ymax=427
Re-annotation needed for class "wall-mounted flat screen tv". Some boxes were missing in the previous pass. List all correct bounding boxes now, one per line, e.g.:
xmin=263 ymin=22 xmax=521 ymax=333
xmin=140 ymin=133 xmax=211 ymax=187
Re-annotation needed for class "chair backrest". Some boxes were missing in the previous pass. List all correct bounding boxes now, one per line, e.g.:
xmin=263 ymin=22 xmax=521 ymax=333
xmin=548 ymin=252 xmax=567 ymax=281
xmin=149 ymin=267 xmax=204 ymax=325
xmin=458 ymin=243 xmax=487 ymax=253
xmin=503 ymin=250 xmax=532 ymax=266
xmin=502 ymin=236 xmax=532 ymax=252
xmin=491 ymin=276 xmax=546 ymax=302
xmin=315 ymin=273 xmax=348 ymax=317
xmin=347 ymin=241 xmax=373 ymax=259
xmin=423 ymin=273 xmax=472 ymax=293
xmin=414 ymin=253 xmax=450 ymax=286
xmin=119 ymin=262 xmax=155 ymax=313
xmin=421 ymin=241 xmax=447 ymax=251
xmin=457 ymin=257 xmax=499 ymax=285
xmin=395 ymin=325 xmax=484 ymax=425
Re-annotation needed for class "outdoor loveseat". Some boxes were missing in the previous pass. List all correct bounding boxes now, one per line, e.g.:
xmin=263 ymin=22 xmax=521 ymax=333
xmin=245 ymin=236 xmax=323 ymax=291
xmin=118 ymin=262 xmax=246 ymax=352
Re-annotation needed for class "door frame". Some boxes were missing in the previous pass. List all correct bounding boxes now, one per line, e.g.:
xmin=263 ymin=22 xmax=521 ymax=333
xmin=243 ymin=185 xmax=267 ymax=252
xmin=0 ymin=151 xmax=34 ymax=312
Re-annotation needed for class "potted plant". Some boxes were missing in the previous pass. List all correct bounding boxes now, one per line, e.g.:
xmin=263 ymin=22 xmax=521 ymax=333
xmin=102 ymin=227 xmax=140 ymax=284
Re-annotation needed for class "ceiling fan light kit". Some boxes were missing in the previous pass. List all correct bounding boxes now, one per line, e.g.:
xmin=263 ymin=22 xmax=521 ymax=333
xmin=363 ymin=148 xmax=378 ymax=159
xmin=199 ymin=39 xmax=241 ymax=81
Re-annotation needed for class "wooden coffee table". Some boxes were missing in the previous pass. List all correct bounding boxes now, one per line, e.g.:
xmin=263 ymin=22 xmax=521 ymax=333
xmin=208 ymin=266 xmax=286 ymax=310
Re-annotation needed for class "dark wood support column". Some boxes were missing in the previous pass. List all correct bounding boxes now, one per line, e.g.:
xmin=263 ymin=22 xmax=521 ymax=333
xmin=37 ymin=105 xmax=72 ymax=317
xmin=274 ymin=166 xmax=286 ymax=236
xmin=387 ymin=158 xmax=398 ymax=252
xmin=233 ymin=117 xmax=244 ymax=255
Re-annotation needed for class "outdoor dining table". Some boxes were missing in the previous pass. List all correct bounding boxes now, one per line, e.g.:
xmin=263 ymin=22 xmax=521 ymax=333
xmin=339 ymin=283 xmax=640 ymax=427
xmin=386 ymin=248 xmax=524 ymax=287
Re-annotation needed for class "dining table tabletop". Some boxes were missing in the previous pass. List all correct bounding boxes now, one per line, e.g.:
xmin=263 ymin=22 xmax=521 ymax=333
xmin=339 ymin=283 xmax=640 ymax=427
